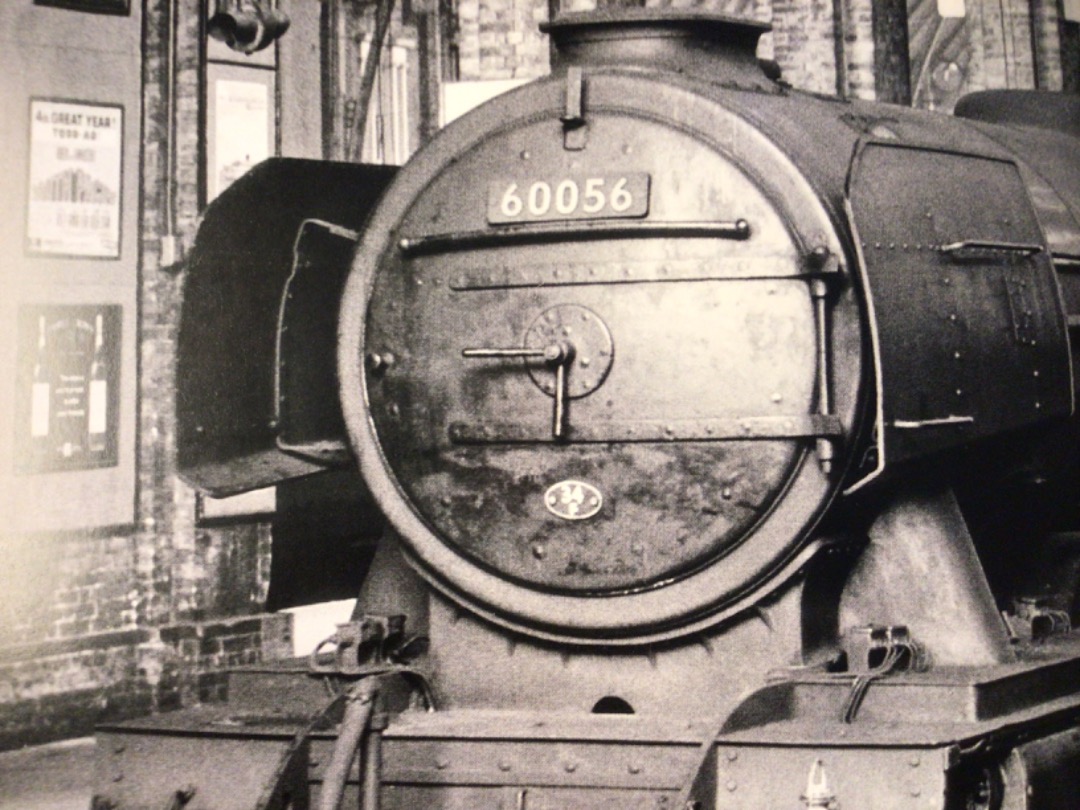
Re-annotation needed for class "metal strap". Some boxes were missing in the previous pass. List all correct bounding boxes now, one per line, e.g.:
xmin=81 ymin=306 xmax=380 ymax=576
xmin=448 ymin=414 xmax=843 ymax=444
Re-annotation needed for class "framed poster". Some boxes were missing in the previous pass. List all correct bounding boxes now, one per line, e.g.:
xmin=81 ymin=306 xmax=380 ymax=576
xmin=207 ymin=64 xmax=276 ymax=202
xmin=13 ymin=304 xmax=122 ymax=474
xmin=33 ymin=0 xmax=130 ymax=13
xmin=26 ymin=99 xmax=123 ymax=258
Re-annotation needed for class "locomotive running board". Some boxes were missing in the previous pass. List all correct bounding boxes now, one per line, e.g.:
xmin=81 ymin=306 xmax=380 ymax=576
xmin=92 ymin=646 xmax=1080 ymax=808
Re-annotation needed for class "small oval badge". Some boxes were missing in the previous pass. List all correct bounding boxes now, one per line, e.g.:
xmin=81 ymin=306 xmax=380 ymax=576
xmin=544 ymin=480 xmax=603 ymax=521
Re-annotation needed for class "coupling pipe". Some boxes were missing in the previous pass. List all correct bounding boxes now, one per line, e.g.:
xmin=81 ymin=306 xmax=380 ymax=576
xmin=318 ymin=679 xmax=380 ymax=810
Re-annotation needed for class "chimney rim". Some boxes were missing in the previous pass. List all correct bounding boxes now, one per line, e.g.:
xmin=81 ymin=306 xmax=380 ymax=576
xmin=541 ymin=8 xmax=772 ymax=41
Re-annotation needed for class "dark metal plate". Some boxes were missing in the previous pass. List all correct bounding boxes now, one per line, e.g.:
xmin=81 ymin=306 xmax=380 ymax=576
xmin=846 ymin=143 xmax=1072 ymax=478
xmin=177 ymin=158 xmax=397 ymax=496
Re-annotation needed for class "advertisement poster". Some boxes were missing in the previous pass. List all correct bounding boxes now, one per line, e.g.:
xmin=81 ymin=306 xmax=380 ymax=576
xmin=26 ymin=99 xmax=123 ymax=258
xmin=13 ymin=304 xmax=121 ymax=473
xmin=210 ymin=76 xmax=271 ymax=201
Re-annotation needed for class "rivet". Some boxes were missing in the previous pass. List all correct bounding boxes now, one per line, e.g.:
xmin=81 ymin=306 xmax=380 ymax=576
xmin=722 ymin=487 xmax=733 ymax=500
xmin=956 ymin=389 xmax=963 ymax=396
xmin=949 ymin=313 xmax=957 ymax=321
xmin=113 ymin=744 xmax=126 ymax=754
xmin=1033 ymin=370 xmax=1040 ymax=377
xmin=771 ymin=393 xmax=783 ymax=403
xmin=726 ymin=779 xmax=737 ymax=792
xmin=954 ymin=351 xmax=962 ymax=360
xmin=628 ymin=763 xmax=642 ymax=774
xmin=499 ymin=761 xmax=512 ymax=772
xmin=532 ymin=544 xmax=545 ymax=560
xmin=909 ymin=755 xmax=921 ymax=767
xmin=911 ymin=789 xmax=921 ymax=798
xmin=436 ymin=759 xmax=449 ymax=770
xmin=580 ymin=358 xmax=591 ymax=368
xmin=565 ymin=762 xmax=578 ymax=773
xmin=726 ymin=750 xmax=738 ymax=762
xmin=520 ymin=150 xmax=530 ymax=160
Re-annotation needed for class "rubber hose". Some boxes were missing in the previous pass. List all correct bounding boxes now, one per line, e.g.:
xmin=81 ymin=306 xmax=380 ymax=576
xmin=318 ymin=688 xmax=376 ymax=810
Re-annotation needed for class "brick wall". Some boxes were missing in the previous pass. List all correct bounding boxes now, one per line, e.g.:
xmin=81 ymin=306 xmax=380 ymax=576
xmin=457 ymin=0 xmax=550 ymax=80
xmin=0 ymin=0 xmax=290 ymax=752
xmin=0 ymin=519 xmax=285 ymax=748
xmin=0 ymin=519 xmax=283 ymax=749
xmin=451 ymin=0 xmax=864 ymax=96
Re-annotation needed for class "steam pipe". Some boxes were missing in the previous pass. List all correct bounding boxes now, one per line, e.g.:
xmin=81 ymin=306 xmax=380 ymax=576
xmin=318 ymin=680 xmax=379 ymax=810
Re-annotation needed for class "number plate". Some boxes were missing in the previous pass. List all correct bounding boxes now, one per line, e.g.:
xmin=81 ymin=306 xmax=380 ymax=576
xmin=487 ymin=173 xmax=650 ymax=224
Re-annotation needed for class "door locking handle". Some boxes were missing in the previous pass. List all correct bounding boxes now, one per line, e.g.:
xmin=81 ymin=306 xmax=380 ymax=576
xmin=462 ymin=342 xmax=575 ymax=439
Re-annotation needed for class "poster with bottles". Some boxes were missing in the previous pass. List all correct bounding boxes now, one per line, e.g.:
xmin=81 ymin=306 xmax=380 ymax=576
xmin=26 ymin=99 xmax=123 ymax=258
xmin=13 ymin=304 xmax=121 ymax=473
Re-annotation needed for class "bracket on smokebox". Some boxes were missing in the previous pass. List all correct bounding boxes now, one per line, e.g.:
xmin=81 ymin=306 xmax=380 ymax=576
xmin=309 ymin=614 xmax=430 ymax=677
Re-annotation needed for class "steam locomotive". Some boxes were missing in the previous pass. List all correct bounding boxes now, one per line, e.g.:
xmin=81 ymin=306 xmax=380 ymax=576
xmin=95 ymin=9 xmax=1080 ymax=809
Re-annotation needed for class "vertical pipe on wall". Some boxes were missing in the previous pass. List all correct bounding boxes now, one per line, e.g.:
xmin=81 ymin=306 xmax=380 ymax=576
xmin=164 ymin=0 xmax=177 ymax=258
xmin=417 ymin=8 xmax=442 ymax=145
xmin=871 ymin=0 xmax=912 ymax=105
xmin=349 ymin=0 xmax=397 ymax=163
xmin=1058 ymin=0 xmax=1080 ymax=93
xmin=832 ymin=0 xmax=850 ymax=99
xmin=1028 ymin=0 xmax=1064 ymax=91
xmin=321 ymin=1 xmax=337 ymax=158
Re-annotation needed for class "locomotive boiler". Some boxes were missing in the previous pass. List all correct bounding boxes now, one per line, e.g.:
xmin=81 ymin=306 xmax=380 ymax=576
xmin=95 ymin=9 xmax=1080 ymax=809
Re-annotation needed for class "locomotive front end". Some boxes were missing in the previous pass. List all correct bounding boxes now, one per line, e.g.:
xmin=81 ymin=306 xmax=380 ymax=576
xmin=94 ymin=9 xmax=1080 ymax=810
xmin=340 ymin=11 xmax=866 ymax=646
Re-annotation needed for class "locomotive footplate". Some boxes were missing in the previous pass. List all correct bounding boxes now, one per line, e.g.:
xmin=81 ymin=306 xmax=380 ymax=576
xmin=92 ymin=644 xmax=1080 ymax=808
xmin=378 ymin=646 xmax=1080 ymax=809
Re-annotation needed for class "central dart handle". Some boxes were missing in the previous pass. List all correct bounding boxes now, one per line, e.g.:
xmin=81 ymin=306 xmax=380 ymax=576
xmin=462 ymin=342 xmax=575 ymax=439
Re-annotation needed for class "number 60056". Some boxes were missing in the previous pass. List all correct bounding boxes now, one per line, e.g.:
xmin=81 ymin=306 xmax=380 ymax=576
xmin=487 ymin=173 xmax=650 ymax=224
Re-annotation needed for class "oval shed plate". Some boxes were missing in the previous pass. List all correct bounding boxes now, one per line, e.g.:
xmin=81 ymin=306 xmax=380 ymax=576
xmin=545 ymin=480 xmax=603 ymax=520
